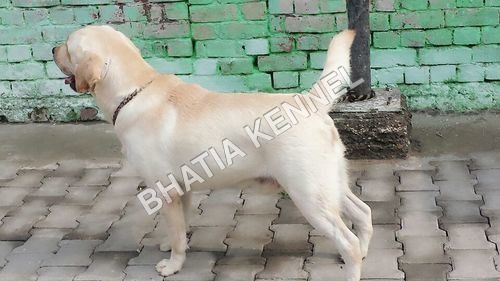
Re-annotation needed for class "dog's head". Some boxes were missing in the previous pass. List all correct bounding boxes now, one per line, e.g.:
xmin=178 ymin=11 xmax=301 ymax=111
xmin=53 ymin=25 xmax=141 ymax=93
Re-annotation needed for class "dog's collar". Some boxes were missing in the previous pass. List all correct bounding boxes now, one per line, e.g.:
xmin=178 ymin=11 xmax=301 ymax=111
xmin=112 ymin=77 xmax=156 ymax=126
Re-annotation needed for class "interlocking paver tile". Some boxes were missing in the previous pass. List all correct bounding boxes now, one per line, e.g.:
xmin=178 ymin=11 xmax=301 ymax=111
xmin=72 ymin=168 xmax=113 ymax=187
xmin=89 ymin=195 xmax=130 ymax=214
xmin=0 ymin=215 xmax=45 ymax=240
xmin=470 ymin=151 xmax=500 ymax=169
xmin=42 ymin=240 xmax=101 ymax=266
xmin=444 ymin=224 xmax=495 ymax=250
xmin=436 ymin=181 xmax=482 ymax=202
xmin=164 ymin=252 xmax=219 ymax=281
xmin=447 ymin=250 xmax=500 ymax=279
xmin=37 ymin=266 xmax=87 ymax=281
xmin=64 ymin=213 xmax=120 ymax=240
xmin=50 ymin=160 xmax=87 ymax=177
xmin=141 ymin=216 xmax=168 ymax=247
xmin=189 ymin=226 xmax=233 ymax=252
xmin=438 ymin=200 xmax=488 ymax=224
xmin=74 ymin=252 xmax=136 ymax=281
xmin=396 ymin=170 xmax=439 ymax=191
xmin=431 ymin=160 xmax=474 ymax=182
xmin=473 ymin=169 xmax=500 ymax=193
xmin=398 ymin=191 xmax=442 ymax=213
xmin=397 ymin=212 xmax=446 ymax=239
xmin=367 ymin=200 xmax=400 ymax=225
xmin=214 ymin=263 xmax=265 ymax=281
xmin=264 ymin=224 xmax=312 ymax=256
xmin=97 ymin=176 xmax=142 ymax=198
xmin=256 ymin=256 xmax=308 ymax=280
xmin=237 ymin=193 xmax=280 ymax=215
xmin=305 ymin=259 xmax=345 ymax=281
xmin=191 ymin=204 xmax=238 ymax=227
xmin=128 ymin=245 xmax=170 ymax=266
xmin=0 ymin=187 xmax=33 ymax=207
xmin=309 ymin=236 xmax=342 ymax=262
xmin=217 ymin=256 xmax=266 ymax=265
xmin=399 ymin=236 xmax=450 ymax=264
xmin=273 ymin=198 xmax=308 ymax=224
xmin=400 ymin=264 xmax=451 ymax=281
xmin=1 ymin=169 xmax=46 ymax=188
xmin=0 ymin=241 xmax=22 ymax=267
xmin=124 ymin=265 xmax=164 ymax=281
xmin=358 ymin=178 xmax=398 ymax=202
xmin=0 ymin=161 xmax=18 ymax=182
xmin=0 ymin=252 xmax=53 ymax=281
xmin=35 ymin=205 xmax=88 ymax=228
xmin=5 ymin=198 xmax=49 ymax=217
xmin=61 ymin=186 xmax=105 ymax=205
xmin=201 ymin=189 xmax=242 ymax=207
xmin=361 ymin=249 xmax=404 ymax=279
xmin=486 ymin=216 xmax=500 ymax=236
xmin=369 ymin=224 xmax=402 ymax=250
xmin=360 ymin=162 xmax=395 ymax=179
xmin=225 ymin=214 xmax=275 ymax=256
xmin=12 ymin=228 xmax=67 ymax=254
xmin=480 ymin=191 xmax=500 ymax=216
xmin=30 ymin=177 xmax=73 ymax=197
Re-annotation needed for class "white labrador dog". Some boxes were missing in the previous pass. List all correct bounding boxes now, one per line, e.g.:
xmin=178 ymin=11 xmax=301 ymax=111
xmin=53 ymin=25 xmax=372 ymax=281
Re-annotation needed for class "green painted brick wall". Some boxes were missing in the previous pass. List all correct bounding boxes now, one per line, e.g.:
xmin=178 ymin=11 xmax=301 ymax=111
xmin=0 ymin=0 xmax=499 ymax=122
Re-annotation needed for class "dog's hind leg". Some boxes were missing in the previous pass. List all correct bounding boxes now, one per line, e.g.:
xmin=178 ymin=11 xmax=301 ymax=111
xmin=156 ymin=196 xmax=188 ymax=276
xmin=342 ymin=191 xmax=373 ymax=258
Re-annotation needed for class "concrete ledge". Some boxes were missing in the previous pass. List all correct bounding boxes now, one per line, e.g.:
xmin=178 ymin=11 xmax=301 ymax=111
xmin=330 ymin=88 xmax=411 ymax=159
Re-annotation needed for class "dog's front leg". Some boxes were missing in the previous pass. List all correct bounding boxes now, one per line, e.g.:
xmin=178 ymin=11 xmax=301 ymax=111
xmin=156 ymin=196 xmax=188 ymax=276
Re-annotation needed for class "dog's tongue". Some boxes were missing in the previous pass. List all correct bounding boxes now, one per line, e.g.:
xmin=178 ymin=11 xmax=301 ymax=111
xmin=64 ymin=76 xmax=74 ymax=85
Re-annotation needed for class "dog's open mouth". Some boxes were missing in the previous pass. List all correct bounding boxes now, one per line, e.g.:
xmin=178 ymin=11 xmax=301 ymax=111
xmin=64 ymin=75 xmax=76 ymax=91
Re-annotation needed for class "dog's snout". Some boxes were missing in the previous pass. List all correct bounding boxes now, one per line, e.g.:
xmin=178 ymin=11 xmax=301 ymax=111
xmin=52 ymin=47 xmax=56 ymax=55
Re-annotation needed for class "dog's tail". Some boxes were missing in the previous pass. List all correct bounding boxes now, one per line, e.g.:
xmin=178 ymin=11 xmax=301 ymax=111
xmin=305 ymin=29 xmax=356 ymax=113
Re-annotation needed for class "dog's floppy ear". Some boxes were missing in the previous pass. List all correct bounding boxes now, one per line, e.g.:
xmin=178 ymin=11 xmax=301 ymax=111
xmin=74 ymin=51 xmax=104 ymax=93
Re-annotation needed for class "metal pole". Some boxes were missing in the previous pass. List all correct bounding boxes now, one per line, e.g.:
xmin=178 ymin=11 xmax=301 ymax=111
xmin=347 ymin=0 xmax=374 ymax=101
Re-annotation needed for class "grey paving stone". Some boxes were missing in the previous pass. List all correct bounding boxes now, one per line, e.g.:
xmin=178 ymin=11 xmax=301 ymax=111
xmin=37 ymin=266 xmax=87 ymax=281
xmin=399 ymin=236 xmax=450 ymax=264
xmin=12 ymin=228 xmax=67 ymax=254
xmin=97 ymin=176 xmax=142 ymax=198
xmin=5 ymin=198 xmax=49 ymax=217
xmin=396 ymin=170 xmax=439 ymax=191
xmin=361 ymin=249 xmax=404 ymax=279
xmin=444 ymin=223 xmax=495 ymax=250
xmin=0 ymin=214 xmax=45 ymax=240
xmin=309 ymin=236 xmax=342 ymax=262
xmin=473 ymin=169 xmax=500 ymax=192
xmin=0 ymin=241 xmax=22 ymax=267
xmin=191 ymin=204 xmax=238 ymax=227
xmin=480 ymin=190 xmax=500 ymax=216
xmin=225 ymin=214 xmax=275 ymax=256
xmin=164 ymin=252 xmax=218 ymax=281
xmin=0 ymin=161 xmax=18 ymax=182
xmin=264 ymin=224 xmax=312 ymax=256
xmin=35 ymin=205 xmax=88 ymax=228
xmin=439 ymin=200 xmax=488 ymax=224
xmin=61 ymin=186 xmax=104 ymax=205
xmin=360 ymin=162 xmax=395 ymax=179
xmin=394 ymin=156 xmax=435 ymax=171
xmin=369 ymin=224 xmax=402 ymax=250
xmin=89 ymin=195 xmax=130 ymax=214
xmin=124 ymin=265 xmax=164 ymax=281
xmin=256 ymin=256 xmax=308 ymax=280
xmin=201 ymin=189 xmax=242 ymax=207
xmin=0 ymin=252 xmax=53 ymax=281
xmin=128 ymin=245 xmax=170 ymax=266
xmin=63 ymin=213 xmax=120 ymax=240
xmin=0 ymin=206 xmax=11 ymax=224
xmin=50 ymin=160 xmax=87 ymax=178
xmin=366 ymin=200 xmax=400 ymax=225
xmin=42 ymin=240 xmax=102 ymax=266
xmin=486 ymin=216 xmax=500 ymax=236
xmin=1 ymin=169 xmax=46 ymax=188
xmin=273 ymin=198 xmax=308 ymax=224
xmin=358 ymin=178 xmax=399 ymax=202
xmin=72 ymin=168 xmax=113 ymax=187
xmin=188 ymin=226 xmax=233 ymax=252
xmin=30 ymin=177 xmax=73 ymax=197
xmin=470 ymin=151 xmax=500 ymax=169
xmin=447 ymin=249 xmax=500 ymax=280
xmin=400 ymin=263 xmax=451 ymax=281
xmin=0 ymin=187 xmax=33 ymax=207
xmin=436 ymin=180 xmax=483 ymax=202
xmin=216 ymin=256 xmax=266 ymax=266
xmin=214 ymin=264 xmax=265 ymax=281
xmin=141 ymin=216 xmax=168 ymax=247
xmin=398 ymin=191 xmax=442 ymax=213
xmin=305 ymin=259 xmax=346 ymax=281
xmin=74 ymin=252 xmax=136 ymax=281
xmin=431 ymin=160 xmax=474 ymax=182
xmin=397 ymin=212 xmax=446 ymax=239
xmin=237 ymin=193 xmax=280 ymax=215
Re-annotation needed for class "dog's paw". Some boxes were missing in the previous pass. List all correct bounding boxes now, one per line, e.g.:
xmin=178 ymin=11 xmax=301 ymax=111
xmin=156 ymin=259 xmax=182 ymax=276
xmin=159 ymin=241 xmax=171 ymax=252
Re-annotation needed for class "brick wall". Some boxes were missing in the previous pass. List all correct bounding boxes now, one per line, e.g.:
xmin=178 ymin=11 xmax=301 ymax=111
xmin=0 ymin=0 xmax=499 ymax=122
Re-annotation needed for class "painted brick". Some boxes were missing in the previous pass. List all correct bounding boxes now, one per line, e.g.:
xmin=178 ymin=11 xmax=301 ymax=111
xmin=429 ymin=0 xmax=457 ymax=9
xmin=297 ymin=35 xmax=320 ymax=50
xmin=269 ymin=15 xmax=285 ymax=32
xmin=427 ymin=29 xmax=453 ymax=45
xmin=98 ymin=5 xmax=125 ymax=23
xmin=6 ymin=45 xmax=31 ymax=62
xmin=445 ymin=8 xmax=499 ymax=27
xmin=472 ymin=45 xmax=500 ymax=62
xmin=32 ymin=43 xmax=53 ymax=61
xmin=245 ymin=73 xmax=273 ymax=91
xmin=45 ymin=61 xmax=66 ymax=79
xmin=405 ymin=66 xmax=430 ymax=84
xmin=269 ymin=36 xmax=294 ymax=53
xmin=482 ymin=26 xmax=500 ymax=44
xmin=400 ymin=0 xmax=428 ymax=10
xmin=218 ymin=22 xmax=268 ymax=39
xmin=257 ymin=53 xmax=307 ymax=71
xmin=401 ymin=31 xmax=426 ymax=47
xmin=457 ymin=0 xmax=484 ymax=7
xmin=268 ymin=0 xmax=293 ymax=14
xmin=299 ymin=70 xmax=321 ymax=88
xmin=0 ymin=47 xmax=6 ymax=62
xmin=273 ymin=71 xmax=299 ymax=89
xmin=335 ymin=14 xmax=348 ymax=29
xmin=196 ymin=40 xmax=246 ymax=57
xmin=193 ymin=58 xmax=219 ymax=75
xmin=294 ymin=0 xmax=321 ymax=14
xmin=245 ymin=39 xmax=270 ymax=55
xmin=24 ymin=9 xmax=50 ymax=25
xmin=284 ymin=15 xmax=335 ymax=33
xmin=167 ymin=39 xmax=193 ymax=57
xmin=374 ymin=0 xmax=396 ymax=11
xmin=1 ymin=27 xmax=42 ymax=44
xmin=74 ymin=7 xmax=99 ymax=24
xmin=485 ymin=0 xmax=500 ymax=6
xmin=0 ymin=82 xmax=11 ymax=95
xmin=219 ymin=58 xmax=254 ymax=74
xmin=391 ymin=11 xmax=444 ymax=29
xmin=11 ymin=0 xmax=59 ymax=7
xmin=319 ymin=0 xmax=346 ymax=12
xmin=373 ymin=32 xmax=400 ymax=48
xmin=371 ymin=49 xmax=418 ymax=67
xmin=190 ymin=4 xmax=238 ymax=22
xmin=241 ymin=2 xmax=267 ymax=20
xmin=42 ymin=25 xmax=79 ymax=42
xmin=147 ymin=58 xmax=193 ymax=74
xmin=485 ymin=64 xmax=500 ymax=80
xmin=453 ymin=27 xmax=481 ymax=45
xmin=420 ymin=47 xmax=472 ymax=65
xmin=61 ymin=0 xmax=111 ymax=4
xmin=143 ymin=22 xmax=190 ymax=39
xmin=189 ymin=0 xmax=213 ymax=4
xmin=49 ymin=8 xmax=75 ymax=24
xmin=164 ymin=2 xmax=189 ymax=20
xmin=430 ymin=65 xmax=457 ymax=82
xmin=0 ymin=8 xmax=24 ymax=25
xmin=370 ymin=13 xmax=390 ymax=31
xmin=310 ymin=52 xmax=326 ymax=69
xmin=457 ymin=64 xmax=485 ymax=82
xmin=192 ymin=24 xmax=218 ymax=40
xmin=374 ymin=67 xmax=405 ymax=85
xmin=0 ymin=62 xmax=45 ymax=80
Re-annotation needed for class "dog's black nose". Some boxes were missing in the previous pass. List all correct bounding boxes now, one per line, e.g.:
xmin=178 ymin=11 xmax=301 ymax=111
xmin=52 ymin=47 xmax=56 ymax=55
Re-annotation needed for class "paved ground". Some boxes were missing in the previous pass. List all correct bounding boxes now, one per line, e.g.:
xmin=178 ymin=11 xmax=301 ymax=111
xmin=0 ymin=113 xmax=499 ymax=281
